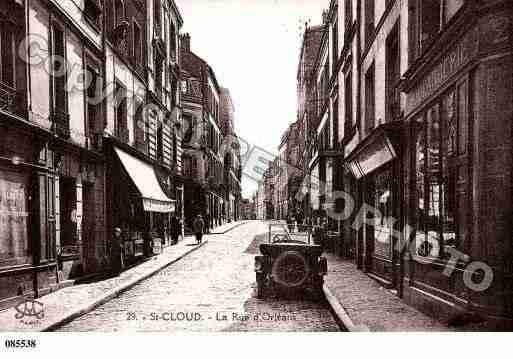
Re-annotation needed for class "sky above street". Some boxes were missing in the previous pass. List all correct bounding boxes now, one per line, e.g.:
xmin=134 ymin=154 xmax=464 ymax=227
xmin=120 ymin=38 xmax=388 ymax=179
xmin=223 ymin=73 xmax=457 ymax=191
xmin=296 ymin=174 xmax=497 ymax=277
xmin=174 ymin=0 xmax=330 ymax=199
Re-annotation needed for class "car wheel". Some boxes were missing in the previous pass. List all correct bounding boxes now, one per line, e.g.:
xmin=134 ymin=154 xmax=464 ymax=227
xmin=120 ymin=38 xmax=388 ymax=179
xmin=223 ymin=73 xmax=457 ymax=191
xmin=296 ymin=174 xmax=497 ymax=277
xmin=272 ymin=251 xmax=310 ymax=288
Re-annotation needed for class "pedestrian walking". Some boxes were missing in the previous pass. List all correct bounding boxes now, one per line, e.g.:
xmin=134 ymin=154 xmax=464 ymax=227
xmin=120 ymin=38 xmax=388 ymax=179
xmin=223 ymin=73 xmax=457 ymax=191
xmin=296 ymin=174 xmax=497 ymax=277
xmin=312 ymin=218 xmax=323 ymax=246
xmin=170 ymin=214 xmax=181 ymax=245
xmin=297 ymin=212 xmax=304 ymax=232
xmin=109 ymin=227 xmax=124 ymax=276
xmin=193 ymin=214 xmax=205 ymax=245
xmin=205 ymin=213 xmax=211 ymax=234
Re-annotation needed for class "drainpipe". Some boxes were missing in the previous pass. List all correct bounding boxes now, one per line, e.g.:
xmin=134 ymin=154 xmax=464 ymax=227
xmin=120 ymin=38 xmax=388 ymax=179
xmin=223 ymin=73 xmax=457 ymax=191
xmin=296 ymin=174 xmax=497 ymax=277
xmin=355 ymin=0 xmax=363 ymax=269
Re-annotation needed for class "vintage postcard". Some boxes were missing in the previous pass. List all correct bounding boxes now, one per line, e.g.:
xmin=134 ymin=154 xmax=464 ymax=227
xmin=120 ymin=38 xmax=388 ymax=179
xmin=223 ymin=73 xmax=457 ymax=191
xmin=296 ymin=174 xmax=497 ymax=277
xmin=0 ymin=0 xmax=512 ymax=354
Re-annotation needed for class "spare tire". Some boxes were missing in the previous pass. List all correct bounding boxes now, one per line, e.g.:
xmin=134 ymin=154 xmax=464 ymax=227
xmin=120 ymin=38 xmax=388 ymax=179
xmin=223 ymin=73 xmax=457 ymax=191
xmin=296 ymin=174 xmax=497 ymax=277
xmin=272 ymin=251 xmax=310 ymax=288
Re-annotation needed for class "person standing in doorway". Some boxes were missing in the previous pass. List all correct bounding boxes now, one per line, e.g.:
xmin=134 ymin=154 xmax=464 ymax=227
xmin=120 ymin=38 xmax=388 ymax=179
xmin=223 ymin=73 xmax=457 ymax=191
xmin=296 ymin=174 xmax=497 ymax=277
xmin=109 ymin=227 xmax=124 ymax=276
xmin=170 ymin=214 xmax=181 ymax=245
xmin=193 ymin=214 xmax=205 ymax=245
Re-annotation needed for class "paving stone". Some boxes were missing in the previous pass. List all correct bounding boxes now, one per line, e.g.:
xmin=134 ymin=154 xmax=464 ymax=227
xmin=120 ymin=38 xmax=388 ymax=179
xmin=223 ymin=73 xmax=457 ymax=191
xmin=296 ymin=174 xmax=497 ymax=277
xmin=324 ymin=253 xmax=451 ymax=331
xmin=57 ymin=221 xmax=339 ymax=332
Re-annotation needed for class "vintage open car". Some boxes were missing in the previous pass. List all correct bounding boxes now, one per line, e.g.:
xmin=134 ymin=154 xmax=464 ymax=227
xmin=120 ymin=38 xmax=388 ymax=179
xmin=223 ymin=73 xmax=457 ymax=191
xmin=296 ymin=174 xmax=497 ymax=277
xmin=254 ymin=223 xmax=327 ymax=299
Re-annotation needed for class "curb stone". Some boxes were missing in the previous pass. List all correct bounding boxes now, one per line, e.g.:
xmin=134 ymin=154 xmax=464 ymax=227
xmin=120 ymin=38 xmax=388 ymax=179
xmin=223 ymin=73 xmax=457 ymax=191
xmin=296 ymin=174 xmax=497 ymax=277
xmin=323 ymin=283 xmax=370 ymax=332
xmin=208 ymin=221 xmax=249 ymax=235
xmin=42 ymin=240 xmax=209 ymax=332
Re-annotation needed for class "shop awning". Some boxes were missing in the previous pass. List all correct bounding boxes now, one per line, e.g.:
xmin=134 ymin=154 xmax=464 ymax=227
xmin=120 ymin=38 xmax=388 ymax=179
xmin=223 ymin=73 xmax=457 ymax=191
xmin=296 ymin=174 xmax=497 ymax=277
xmin=344 ymin=122 xmax=403 ymax=179
xmin=114 ymin=147 xmax=175 ymax=213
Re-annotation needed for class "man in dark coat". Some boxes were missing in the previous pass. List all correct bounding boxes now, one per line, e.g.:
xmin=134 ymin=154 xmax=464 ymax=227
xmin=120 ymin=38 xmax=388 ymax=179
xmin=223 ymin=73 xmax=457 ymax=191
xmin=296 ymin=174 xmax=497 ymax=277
xmin=205 ymin=213 xmax=211 ymax=234
xmin=170 ymin=214 xmax=181 ymax=245
xmin=109 ymin=227 xmax=124 ymax=276
xmin=193 ymin=215 xmax=205 ymax=244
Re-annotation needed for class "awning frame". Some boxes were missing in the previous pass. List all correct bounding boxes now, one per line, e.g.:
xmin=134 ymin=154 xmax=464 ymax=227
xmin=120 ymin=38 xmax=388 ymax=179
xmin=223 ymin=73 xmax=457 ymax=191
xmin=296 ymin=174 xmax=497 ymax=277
xmin=114 ymin=147 xmax=176 ymax=213
xmin=344 ymin=122 xmax=403 ymax=179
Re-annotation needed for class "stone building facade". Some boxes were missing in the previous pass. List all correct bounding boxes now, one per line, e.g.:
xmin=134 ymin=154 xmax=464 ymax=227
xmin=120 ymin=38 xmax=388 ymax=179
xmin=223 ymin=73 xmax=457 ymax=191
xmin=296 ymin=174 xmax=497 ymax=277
xmin=294 ymin=0 xmax=513 ymax=327
xmin=343 ymin=0 xmax=513 ymax=328
xmin=180 ymin=34 xmax=239 ymax=231
xmin=219 ymin=87 xmax=242 ymax=222
xmin=0 ymin=0 xmax=185 ymax=310
xmin=0 ymin=0 xmax=108 ymax=310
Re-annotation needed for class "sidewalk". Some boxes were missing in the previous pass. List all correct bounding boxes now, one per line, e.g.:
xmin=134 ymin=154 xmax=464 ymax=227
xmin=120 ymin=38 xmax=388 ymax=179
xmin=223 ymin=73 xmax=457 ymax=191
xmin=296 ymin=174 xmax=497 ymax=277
xmin=0 ymin=235 xmax=207 ymax=332
xmin=323 ymin=253 xmax=451 ymax=332
xmin=209 ymin=220 xmax=249 ymax=234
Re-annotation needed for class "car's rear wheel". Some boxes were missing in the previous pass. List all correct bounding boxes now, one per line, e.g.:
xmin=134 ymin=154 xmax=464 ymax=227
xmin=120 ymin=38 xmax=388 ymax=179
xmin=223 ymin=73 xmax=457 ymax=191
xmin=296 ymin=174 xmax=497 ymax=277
xmin=272 ymin=251 xmax=310 ymax=288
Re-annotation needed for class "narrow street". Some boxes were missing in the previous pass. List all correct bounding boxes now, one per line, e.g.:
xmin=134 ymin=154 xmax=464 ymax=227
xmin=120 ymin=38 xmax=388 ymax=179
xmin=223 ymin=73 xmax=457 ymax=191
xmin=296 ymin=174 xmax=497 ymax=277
xmin=57 ymin=222 xmax=340 ymax=332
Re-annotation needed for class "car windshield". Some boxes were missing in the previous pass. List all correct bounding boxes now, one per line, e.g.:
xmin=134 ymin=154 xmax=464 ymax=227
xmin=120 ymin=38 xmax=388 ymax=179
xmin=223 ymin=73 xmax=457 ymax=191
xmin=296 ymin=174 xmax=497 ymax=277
xmin=268 ymin=222 xmax=311 ymax=244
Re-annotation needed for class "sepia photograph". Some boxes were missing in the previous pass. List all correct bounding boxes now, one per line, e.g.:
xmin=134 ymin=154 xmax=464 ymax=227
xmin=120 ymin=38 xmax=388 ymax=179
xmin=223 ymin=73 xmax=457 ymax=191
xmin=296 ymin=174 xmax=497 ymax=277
xmin=0 ymin=0 xmax=513 ymax=356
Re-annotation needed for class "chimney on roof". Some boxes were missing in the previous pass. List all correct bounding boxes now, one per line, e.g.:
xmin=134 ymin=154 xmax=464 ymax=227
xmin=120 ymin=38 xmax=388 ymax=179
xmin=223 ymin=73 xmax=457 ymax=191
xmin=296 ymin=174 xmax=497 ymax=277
xmin=181 ymin=33 xmax=191 ymax=52
xmin=322 ymin=10 xmax=328 ymax=24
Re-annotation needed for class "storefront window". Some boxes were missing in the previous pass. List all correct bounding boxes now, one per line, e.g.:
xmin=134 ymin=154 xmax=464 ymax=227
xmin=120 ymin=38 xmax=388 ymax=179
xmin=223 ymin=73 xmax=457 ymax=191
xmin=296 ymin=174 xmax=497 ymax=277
xmin=60 ymin=177 xmax=77 ymax=248
xmin=427 ymin=105 xmax=441 ymax=251
xmin=415 ymin=90 xmax=460 ymax=258
xmin=441 ymin=90 xmax=457 ymax=249
xmin=0 ymin=170 xmax=30 ymax=267
xmin=373 ymin=168 xmax=393 ymax=259
xmin=415 ymin=116 xmax=427 ymax=255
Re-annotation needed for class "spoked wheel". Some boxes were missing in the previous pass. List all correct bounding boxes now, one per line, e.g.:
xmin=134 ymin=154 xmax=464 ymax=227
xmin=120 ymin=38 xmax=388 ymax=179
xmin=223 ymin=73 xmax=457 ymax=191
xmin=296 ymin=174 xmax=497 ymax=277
xmin=272 ymin=251 xmax=310 ymax=288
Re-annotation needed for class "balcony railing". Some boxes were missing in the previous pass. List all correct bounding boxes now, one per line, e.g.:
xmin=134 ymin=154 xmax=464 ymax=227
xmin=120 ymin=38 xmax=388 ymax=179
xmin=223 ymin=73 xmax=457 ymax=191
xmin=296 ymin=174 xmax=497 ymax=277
xmin=52 ymin=110 xmax=71 ymax=139
xmin=0 ymin=83 xmax=26 ymax=117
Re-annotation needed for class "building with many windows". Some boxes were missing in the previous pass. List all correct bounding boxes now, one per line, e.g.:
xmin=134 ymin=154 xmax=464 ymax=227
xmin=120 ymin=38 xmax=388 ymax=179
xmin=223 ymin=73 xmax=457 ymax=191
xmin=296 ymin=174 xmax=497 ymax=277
xmin=297 ymin=0 xmax=513 ymax=328
xmin=296 ymin=22 xmax=326 ymax=225
xmin=180 ymin=34 xmax=228 ymax=231
xmin=0 ymin=0 xmax=185 ymax=310
xmin=103 ymin=0 xmax=182 ymax=263
xmin=0 ymin=0 xmax=108 ymax=309
xmin=219 ymin=87 xmax=242 ymax=222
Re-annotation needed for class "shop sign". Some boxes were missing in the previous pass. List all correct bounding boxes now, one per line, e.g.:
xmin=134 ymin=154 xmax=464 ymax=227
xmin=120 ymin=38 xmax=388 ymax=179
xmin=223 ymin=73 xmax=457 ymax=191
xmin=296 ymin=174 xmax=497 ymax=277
xmin=347 ymin=136 xmax=397 ymax=179
xmin=407 ymin=28 xmax=478 ymax=112
xmin=142 ymin=198 xmax=175 ymax=213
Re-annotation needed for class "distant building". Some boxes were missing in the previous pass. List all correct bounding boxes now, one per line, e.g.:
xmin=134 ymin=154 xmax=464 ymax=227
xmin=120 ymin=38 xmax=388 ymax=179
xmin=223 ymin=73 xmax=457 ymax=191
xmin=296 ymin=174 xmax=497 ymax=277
xmin=292 ymin=0 xmax=513 ymax=328
xmin=240 ymin=199 xmax=255 ymax=220
xmin=219 ymin=87 xmax=242 ymax=222
xmin=180 ymin=34 xmax=225 ymax=231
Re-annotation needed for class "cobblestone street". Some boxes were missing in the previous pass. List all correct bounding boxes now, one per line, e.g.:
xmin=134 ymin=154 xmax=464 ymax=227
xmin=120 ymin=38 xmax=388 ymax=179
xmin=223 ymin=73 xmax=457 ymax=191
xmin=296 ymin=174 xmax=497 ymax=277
xmin=57 ymin=222 xmax=340 ymax=332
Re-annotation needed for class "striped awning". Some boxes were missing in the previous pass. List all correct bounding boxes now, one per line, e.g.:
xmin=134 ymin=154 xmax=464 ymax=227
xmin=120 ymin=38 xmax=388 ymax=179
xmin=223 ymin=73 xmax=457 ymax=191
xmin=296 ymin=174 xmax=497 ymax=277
xmin=114 ymin=147 xmax=175 ymax=213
